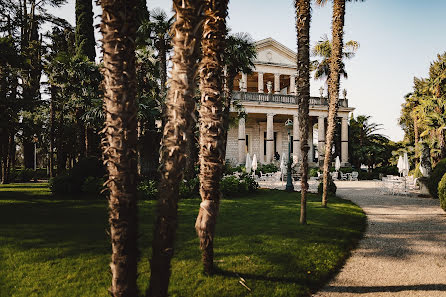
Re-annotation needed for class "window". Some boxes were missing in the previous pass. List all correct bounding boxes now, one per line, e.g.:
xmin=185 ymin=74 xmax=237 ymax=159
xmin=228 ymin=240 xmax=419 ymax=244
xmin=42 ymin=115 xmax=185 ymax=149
xmin=245 ymin=134 xmax=249 ymax=153
xmin=263 ymin=131 xmax=278 ymax=155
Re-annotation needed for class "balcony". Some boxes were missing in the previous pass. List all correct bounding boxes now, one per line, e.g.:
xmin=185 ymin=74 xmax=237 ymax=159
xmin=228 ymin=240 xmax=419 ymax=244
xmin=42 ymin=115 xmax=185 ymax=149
xmin=232 ymin=91 xmax=349 ymax=107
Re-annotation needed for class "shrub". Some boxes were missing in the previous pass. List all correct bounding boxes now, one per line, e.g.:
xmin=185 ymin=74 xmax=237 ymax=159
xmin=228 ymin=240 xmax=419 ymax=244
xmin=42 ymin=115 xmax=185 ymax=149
xmin=358 ymin=170 xmax=379 ymax=180
xmin=339 ymin=167 xmax=354 ymax=174
xmin=179 ymin=177 xmax=199 ymax=199
xmin=16 ymin=168 xmax=35 ymax=182
xmin=242 ymin=174 xmax=259 ymax=192
xmin=318 ymin=175 xmax=337 ymax=196
xmin=220 ymin=176 xmax=240 ymax=197
xmin=82 ymin=176 xmax=105 ymax=197
xmin=256 ymin=163 xmax=278 ymax=175
xmin=438 ymin=173 xmax=446 ymax=211
xmin=137 ymin=179 xmax=158 ymax=200
xmin=309 ymin=167 xmax=319 ymax=177
xmin=69 ymin=157 xmax=106 ymax=193
xmin=49 ymin=175 xmax=73 ymax=195
xmin=427 ymin=159 xmax=446 ymax=198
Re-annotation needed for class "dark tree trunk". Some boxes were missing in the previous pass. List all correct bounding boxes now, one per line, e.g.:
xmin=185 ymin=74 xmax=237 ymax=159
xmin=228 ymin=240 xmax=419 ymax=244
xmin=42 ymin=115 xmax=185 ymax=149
xmin=100 ymin=0 xmax=139 ymax=296
xmin=322 ymin=0 xmax=345 ymax=207
xmin=295 ymin=0 xmax=311 ymax=224
xmin=49 ymin=85 xmax=56 ymax=178
xmin=147 ymin=1 xmax=203 ymax=295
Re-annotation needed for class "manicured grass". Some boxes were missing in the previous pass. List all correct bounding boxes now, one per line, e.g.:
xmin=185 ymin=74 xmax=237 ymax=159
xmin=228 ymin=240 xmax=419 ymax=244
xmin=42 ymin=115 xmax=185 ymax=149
xmin=0 ymin=183 xmax=366 ymax=297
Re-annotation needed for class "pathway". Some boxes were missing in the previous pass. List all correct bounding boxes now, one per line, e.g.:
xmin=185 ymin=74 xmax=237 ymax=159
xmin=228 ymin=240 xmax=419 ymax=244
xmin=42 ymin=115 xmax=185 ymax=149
xmin=314 ymin=181 xmax=446 ymax=297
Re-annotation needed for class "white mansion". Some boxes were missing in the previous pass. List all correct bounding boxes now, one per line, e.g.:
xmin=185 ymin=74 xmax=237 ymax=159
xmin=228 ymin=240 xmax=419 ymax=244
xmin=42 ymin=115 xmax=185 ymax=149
xmin=225 ymin=38 xmax=354 ymax=167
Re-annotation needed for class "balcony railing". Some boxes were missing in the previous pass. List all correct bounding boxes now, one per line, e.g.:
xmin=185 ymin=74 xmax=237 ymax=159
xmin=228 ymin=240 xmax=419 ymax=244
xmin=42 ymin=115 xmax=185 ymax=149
xmin=232 ymin=91 xmax=349 ymax=107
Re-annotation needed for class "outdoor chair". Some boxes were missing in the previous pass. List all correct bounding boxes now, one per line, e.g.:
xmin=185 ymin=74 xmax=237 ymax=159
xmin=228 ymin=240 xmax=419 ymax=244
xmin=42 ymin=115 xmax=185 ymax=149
xmin=351 ymin=171 xmax=359 ymax=181
xmin=330 ymin=172 xmax=338 ymax=181
xmin=340 ymin=172 xmax=349 ymax=181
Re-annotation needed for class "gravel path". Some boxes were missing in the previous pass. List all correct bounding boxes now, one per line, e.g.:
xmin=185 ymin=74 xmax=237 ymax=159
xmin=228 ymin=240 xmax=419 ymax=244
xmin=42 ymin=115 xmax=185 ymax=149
xmin=313 ymin=181 xmax=446 ymax=297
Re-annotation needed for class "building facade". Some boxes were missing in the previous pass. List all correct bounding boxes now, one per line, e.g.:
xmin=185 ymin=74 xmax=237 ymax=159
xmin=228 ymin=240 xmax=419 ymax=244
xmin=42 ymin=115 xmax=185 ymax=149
xmin=225 ymin=38 xmax=354 ymax=167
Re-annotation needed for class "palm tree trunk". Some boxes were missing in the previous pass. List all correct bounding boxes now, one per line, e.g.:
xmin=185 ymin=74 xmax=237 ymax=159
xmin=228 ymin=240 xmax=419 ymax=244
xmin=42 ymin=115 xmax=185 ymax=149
xmin=99 ymin=1 xmax=139 ymax=296
xmin=295 ymin=0 xmax=311 ymax=224
xmin=49 ymin=85 xmax=56 ymax=178
xmin=195 ymin=0 xmax=228 ymax=275
xmin=322 ymin=0 xmax=345 ymax=208
xmin=147 ymin=1 xmax=203 ymax=296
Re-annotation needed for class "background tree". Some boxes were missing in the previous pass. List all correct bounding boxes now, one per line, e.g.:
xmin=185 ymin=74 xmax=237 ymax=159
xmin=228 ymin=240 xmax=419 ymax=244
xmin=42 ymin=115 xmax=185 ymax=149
xmin=311 ymin=34 xmax=359 ymax=81
xmin=148 ymin=1 xmax=203 ymax=295
xmin=295 ymin=0 xmax=311 ymax=224
xmin=99 ymin=0 xmax=139 ymax=295
xmin=75 ymin=0 xmax=95 ymax=60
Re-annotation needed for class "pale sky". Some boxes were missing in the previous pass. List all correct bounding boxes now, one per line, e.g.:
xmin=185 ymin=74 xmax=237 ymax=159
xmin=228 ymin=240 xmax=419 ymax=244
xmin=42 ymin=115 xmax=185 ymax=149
xmin=48 ymin=0 xmax=446 ymax=141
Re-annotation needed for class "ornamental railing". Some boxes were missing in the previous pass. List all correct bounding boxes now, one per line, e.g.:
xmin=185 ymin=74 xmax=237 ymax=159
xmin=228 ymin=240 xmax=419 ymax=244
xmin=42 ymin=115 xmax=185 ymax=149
xmin=232 ymin=91 xmax=348 ymax=107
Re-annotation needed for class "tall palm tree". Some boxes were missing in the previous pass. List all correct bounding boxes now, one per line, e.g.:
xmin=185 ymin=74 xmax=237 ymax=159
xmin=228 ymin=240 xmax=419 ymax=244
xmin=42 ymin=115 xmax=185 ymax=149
xmin=99 ymin=0 xmax=139 ymax=296
xmin=222 ymin=32 xmax=256 ymax=156
xmin=311 ymin=34 xmax=359 ymax=81
xmin=318 ymin=0 xmax=347 ymax=207
xmin=294 ymin=0 xmax=311 ymax=224
xmin=195 ymin=0 xmax=229 ymax=275
xmin=147 ymin=1 xmax=203 ymax=296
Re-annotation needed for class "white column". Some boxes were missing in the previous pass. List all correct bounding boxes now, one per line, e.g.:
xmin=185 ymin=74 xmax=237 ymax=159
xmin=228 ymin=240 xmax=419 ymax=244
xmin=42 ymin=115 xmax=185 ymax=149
xmin=341 ymin=116 xmax=349 ymax=164
xmin=266 ymin=113 xmax=274 ymax=163
xmin=238 ymin=117 xmax=246 ymax=164
xmin=290 ymin=75 xmax=296 ymax=95
xmin=293 ymin=114 xmax=300 ymax=162
xmin=258 ymin=72 xmax=264 ymax=93
xmin=242 ymin=73 xmax=248 ymax=92
xmin=318 ymin=116 xmax=325 ymax=166
xmin=274 ymin=73 xmax=280 ymax=94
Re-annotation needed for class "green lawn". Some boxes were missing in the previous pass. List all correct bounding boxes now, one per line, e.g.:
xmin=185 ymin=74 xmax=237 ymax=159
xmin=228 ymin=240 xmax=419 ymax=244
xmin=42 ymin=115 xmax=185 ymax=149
xmin=0 ymin=183 xmax=366 ymax=297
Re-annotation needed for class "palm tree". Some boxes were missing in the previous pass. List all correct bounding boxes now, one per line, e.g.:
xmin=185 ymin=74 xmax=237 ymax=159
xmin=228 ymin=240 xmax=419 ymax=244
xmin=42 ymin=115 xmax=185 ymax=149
xmin=294 ymin=0 xmax=311 ymax=224
xmin=99 ymin=0 xmax=139 ymax=295
xmin=317 ymin=0 xmax=352 ymax=207
xmin=222 ymin=32 xmax=256 ymax=155
xmin=138 ymin=8 xmax=174 ymax=97
xmin=195 ymin=0 xmax=229 ymax=276
xmin=311 ymin=34 xmax=359 ymax=81
xmin=147 ymin=0 xmax=203 ymax=295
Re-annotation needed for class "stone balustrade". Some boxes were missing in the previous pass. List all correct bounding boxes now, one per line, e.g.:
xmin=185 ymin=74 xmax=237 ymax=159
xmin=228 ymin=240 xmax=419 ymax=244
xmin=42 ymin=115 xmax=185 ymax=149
xmin=232 ymin=91 xmax=349 ymax=107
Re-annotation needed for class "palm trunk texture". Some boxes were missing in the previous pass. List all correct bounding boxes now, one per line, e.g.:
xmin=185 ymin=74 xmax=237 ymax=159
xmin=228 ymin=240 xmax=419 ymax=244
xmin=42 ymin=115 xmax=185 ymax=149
xmin=195 ymin=0 xmax=228 ymax=275
xmin=147 ymin=1 xmax=203 ymax=296
xmin=99 ymin=0 xmax=139 ymax=296
xmin=322 ymin=0 xmax=345 ymax=207
xmin=295 ymin=0 xmax=311 ymax=224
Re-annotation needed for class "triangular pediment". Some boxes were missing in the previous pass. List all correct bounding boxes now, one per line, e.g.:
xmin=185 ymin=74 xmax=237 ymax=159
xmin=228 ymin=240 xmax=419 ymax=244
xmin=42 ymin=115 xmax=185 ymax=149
xmin=255 ymin=38 xmax=297 ymax=66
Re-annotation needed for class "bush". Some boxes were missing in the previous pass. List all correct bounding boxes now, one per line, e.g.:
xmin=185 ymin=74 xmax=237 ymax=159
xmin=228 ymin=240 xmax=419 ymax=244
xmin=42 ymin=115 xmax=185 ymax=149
xmin=318 ymin=175 xmax=337 ymax=196
xmin=137 ymin=179 xmax=158 ymax=200
xmin=179 ymin=177 xmax=199 ymax=199
xmin=16 ymin=168 xmax=35 ymax=182
xmin=428 ymin=158 xmax=446 ymax=198
xmin=220 ymin=176 xmax=240 ymax=197
xmin=69 ymin=157 xmax=106 ymax=193
xmin=438 ymin=173 xmax=446 ymax=211
xmin=82 ymin=176 xmax=105 ymax=197
xmin=339 ymin=167 xmax=354 ymax=174
xmin=49 ymin=175 xmax=73 ymax=195
xmin=309 ymin=167 xmax=319 ymax=177
xmin=242 ymin=174 xmax=259 ymax=192
xmin=257 ymin=163 xmax=278 ymax=174
xmin=358 ymin=170 xmax=379 ymax=180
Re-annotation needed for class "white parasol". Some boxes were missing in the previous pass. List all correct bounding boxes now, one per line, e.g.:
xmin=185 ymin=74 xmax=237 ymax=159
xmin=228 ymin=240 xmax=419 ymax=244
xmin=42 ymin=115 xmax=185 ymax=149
xmin=245 ymin=153 xmax=252 ymax=174
xmin=335 ymin=156 xmax=341 ymax=172
xmin=251 ymin=154 xmax=258 ymax=173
